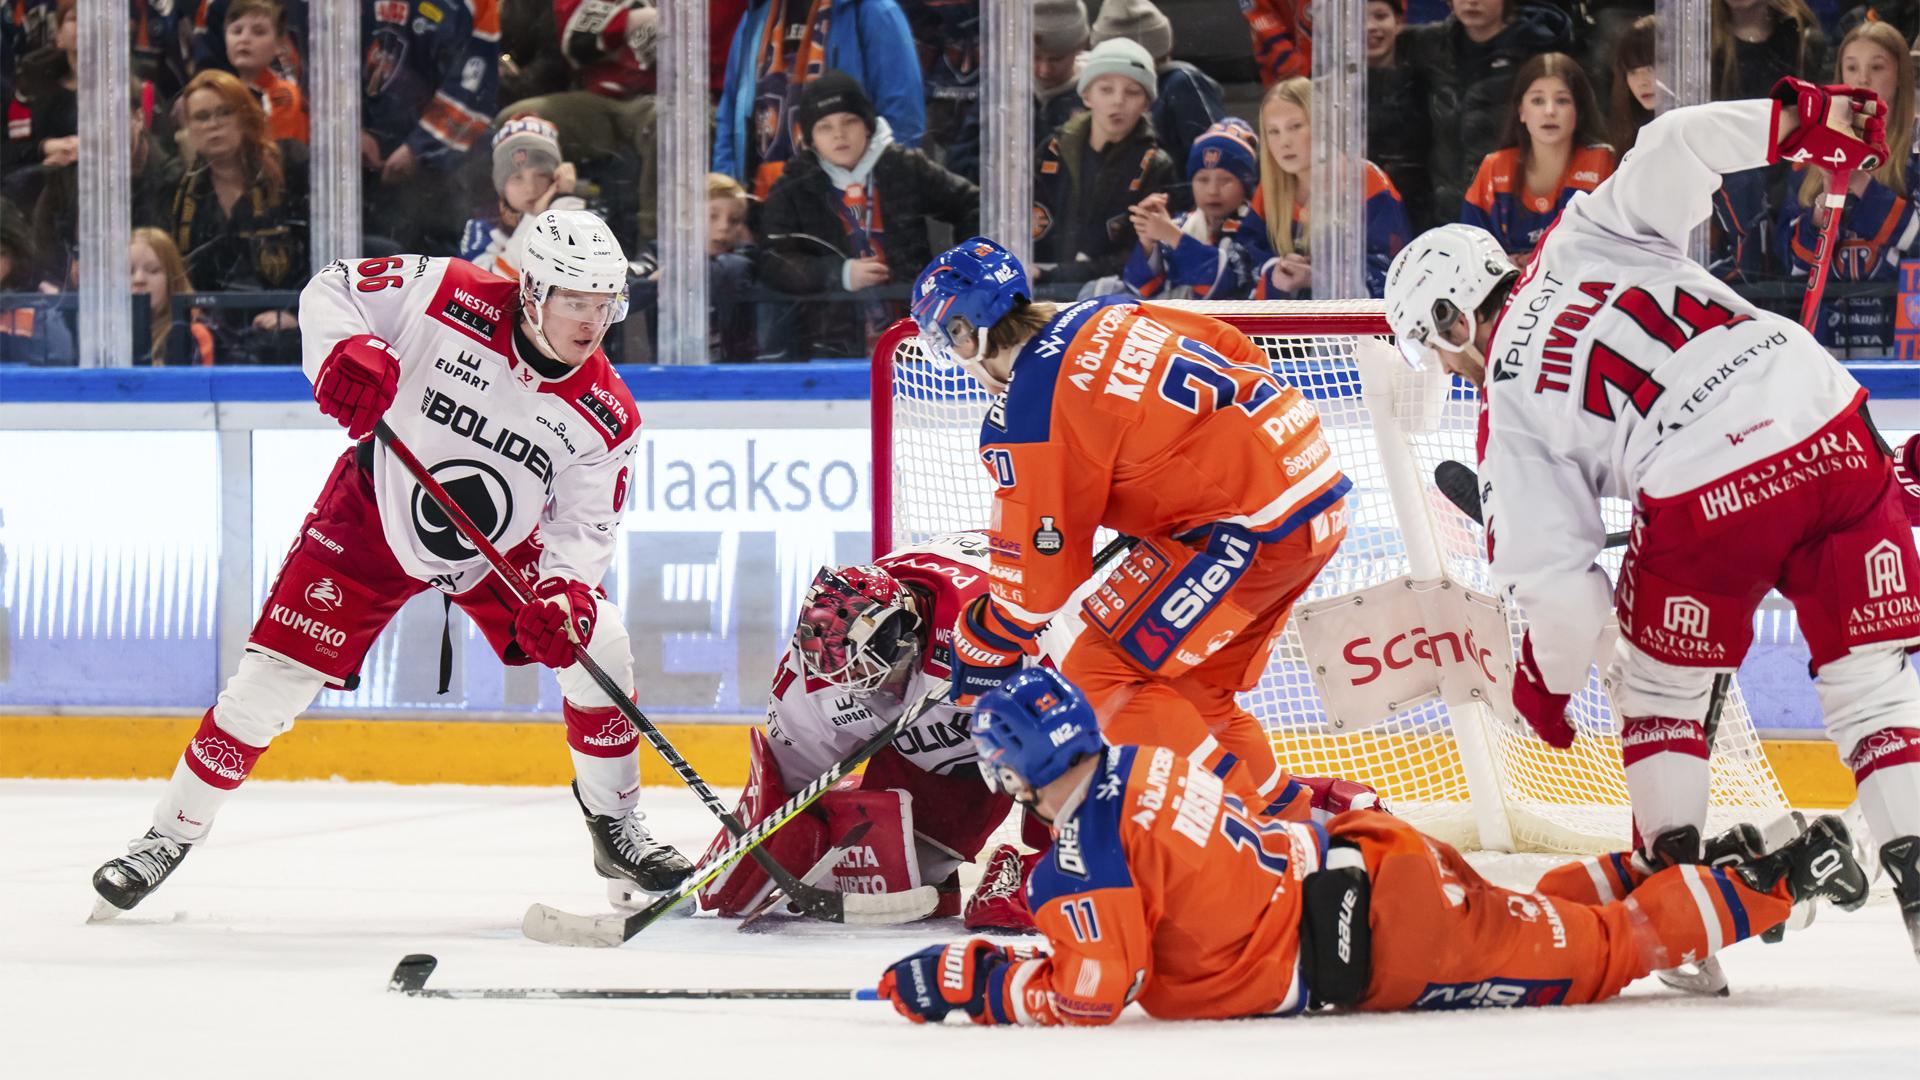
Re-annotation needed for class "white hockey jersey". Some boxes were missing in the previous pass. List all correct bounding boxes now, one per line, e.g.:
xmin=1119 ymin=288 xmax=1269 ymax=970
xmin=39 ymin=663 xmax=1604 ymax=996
xmin=298 ymin=255 xmax=640 ymax=590
xmin=762 ymin=532 xmax=997 ymax=788
xmin=1480 ymin=100 xmax=1865 ymax=693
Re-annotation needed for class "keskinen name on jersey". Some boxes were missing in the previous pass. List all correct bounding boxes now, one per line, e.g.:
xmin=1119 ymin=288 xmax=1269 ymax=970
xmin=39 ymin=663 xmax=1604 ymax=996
xmin=1103 ymin=315 xmax=1174 ymax=402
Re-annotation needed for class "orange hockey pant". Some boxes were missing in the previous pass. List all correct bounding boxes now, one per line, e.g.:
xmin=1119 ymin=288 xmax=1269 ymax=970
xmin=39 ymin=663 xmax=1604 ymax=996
xmin=1060 ymin=519 xmax=1341 ymax=809
xmin=1329 ymin=813 xmax=1792 ymax=1011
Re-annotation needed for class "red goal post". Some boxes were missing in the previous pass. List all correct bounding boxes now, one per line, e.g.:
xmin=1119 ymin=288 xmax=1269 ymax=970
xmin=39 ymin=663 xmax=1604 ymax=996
xmin=869 ymin=301 xmax=1788 ymax=853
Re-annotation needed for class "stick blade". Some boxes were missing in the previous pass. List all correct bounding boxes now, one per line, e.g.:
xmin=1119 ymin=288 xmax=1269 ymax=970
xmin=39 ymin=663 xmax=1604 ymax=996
xmin=389 ymin=954 xmax=438 ymax=994
xmin=521 ymin=902 xmax=630 ymax=948
xmin=1433 ymin=460 xmax=1484 ymax=524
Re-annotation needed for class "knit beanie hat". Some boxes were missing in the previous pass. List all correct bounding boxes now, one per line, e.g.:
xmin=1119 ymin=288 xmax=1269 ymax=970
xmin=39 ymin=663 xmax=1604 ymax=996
xmin=1076 ymin=37 xmax=1158 ymax=101
xmin=797 ymin=71 xmax=877 ymax=141
xmin=492 ymin=115 xmax=562 ymax=191
xmin=1091 ymin=0 xmax=1173 ymax=62
xmin=1187 ymin=118 xmax=1259 ymax=197
xmin=1033 ymin=0 xmax=1090 ymax=55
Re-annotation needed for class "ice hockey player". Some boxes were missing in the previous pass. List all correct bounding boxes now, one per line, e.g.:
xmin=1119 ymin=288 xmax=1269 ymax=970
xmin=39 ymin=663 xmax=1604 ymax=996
xmin=695 ymin=532 xmax=1041 ymax=930
xmin=876 ymin=666 xmax=1869 ymax=1025
xmin=90 ymin=209 xmax=694 ymax=918
xmin=1382 ymin=80 xmax=1920 ymax=957
xmin=912 ymin=236 xmax=1354 ymax=817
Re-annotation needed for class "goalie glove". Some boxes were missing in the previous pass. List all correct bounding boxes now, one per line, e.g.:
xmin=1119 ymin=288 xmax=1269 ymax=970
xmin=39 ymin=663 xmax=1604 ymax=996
xmin=1771 ymin=77 xmax=1889 ymax=178
xmin=1513 ymin=633 xmax=1576 ymax=749
xmin=877 ymin=938 xmax=1044 ymax=1025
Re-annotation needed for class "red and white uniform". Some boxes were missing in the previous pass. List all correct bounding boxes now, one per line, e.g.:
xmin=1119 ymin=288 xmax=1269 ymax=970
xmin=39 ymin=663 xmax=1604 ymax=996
xmin=764 ymin=532 xmax=993 ymax=785
xmin=1481 ymin=100 xmax=1920 ymax=851
xmin=146 ymin=254 xmax=651 ymax=846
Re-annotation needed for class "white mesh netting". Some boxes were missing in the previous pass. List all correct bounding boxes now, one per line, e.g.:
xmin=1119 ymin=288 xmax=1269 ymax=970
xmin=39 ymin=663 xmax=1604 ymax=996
xmin=874 ymin=301 xmax=1788 ymax=854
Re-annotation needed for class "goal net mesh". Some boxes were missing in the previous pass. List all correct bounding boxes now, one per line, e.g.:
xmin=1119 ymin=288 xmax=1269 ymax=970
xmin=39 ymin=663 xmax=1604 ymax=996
xmin=874 ymin=301 xmax=1788 ymax=853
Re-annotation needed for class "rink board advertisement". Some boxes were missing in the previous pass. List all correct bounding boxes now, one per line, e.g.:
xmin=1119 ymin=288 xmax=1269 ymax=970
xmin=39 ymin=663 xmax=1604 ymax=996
xmin=0 ymin=363 xmax=1916 ymax=734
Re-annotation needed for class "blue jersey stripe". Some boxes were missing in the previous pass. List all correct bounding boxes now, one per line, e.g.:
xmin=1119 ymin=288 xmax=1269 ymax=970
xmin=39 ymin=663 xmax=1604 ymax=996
xmin=1708 ymin=868 xmax=1752 ymax=941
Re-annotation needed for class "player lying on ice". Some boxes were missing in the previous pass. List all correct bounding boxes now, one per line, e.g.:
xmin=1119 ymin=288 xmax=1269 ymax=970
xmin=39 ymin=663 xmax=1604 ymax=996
xmin=90 ymin=209 xmax=694 ymax=919
xmin=911 ymin=236 xmax=1356 ymax=822
xmin=696 ymin=531 xmax=1381 ymax=930
xmin=876 ymin=666 xmax=1870 ymax=1025
xmin=1381 ymin=79 xmax=1920 ymax=959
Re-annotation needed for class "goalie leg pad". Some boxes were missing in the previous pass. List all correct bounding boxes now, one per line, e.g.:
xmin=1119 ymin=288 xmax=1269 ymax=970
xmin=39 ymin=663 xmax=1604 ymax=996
xmin=821 ymin=786 xmax=923 ymax=896
xmin=698 ymin=728 xmax=829 ymax=916
xmin=860 ymin=745 xmax=1013 ymax=862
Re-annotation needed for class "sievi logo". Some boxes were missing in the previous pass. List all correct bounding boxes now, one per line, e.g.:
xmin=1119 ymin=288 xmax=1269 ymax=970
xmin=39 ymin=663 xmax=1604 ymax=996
xmin=1158 ymin=534 xmax=1252 ymax=629
xmin=1339 ymin=625 xmax=1499 ymax=687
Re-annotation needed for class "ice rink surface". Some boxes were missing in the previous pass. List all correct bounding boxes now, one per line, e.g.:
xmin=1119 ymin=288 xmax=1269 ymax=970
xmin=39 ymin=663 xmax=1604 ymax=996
xmin=5 ymin=778 xmax=1916 ymax=1080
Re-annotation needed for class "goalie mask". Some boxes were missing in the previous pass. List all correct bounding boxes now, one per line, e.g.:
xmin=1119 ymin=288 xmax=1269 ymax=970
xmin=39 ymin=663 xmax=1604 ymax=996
xmin=793 ymin=565 xmax=923 ymax=693
xmin=1383 ymin=223 xmax=1515 ymax=356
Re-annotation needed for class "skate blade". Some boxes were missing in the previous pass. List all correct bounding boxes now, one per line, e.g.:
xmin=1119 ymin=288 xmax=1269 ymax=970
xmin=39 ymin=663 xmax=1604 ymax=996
xmin=1655 ymin=956 xmax=1729 ymax=997
xmin=605 ymin=878 xmax=691 ymax=915
xmin=87 ymin=896 xmax=129 ymax=923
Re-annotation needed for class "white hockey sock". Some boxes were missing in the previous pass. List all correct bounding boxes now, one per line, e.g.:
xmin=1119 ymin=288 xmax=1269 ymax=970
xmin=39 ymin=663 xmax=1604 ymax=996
xmin=571 ymin=749 xmax=641 ymax=817
xmin=151 ymin=756 xmax=239 ymax=845
xmin=1620 ymin=715 xmax=1710 ymax=850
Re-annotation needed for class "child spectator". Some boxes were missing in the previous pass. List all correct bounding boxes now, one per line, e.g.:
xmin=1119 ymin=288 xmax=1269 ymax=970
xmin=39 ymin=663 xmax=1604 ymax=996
xmin=1032 ymin=37 xmax=1174 ymax=284
xmin=1607 ymin=15 xmax=1657 ymax=156
xmin=1249 ymin=76 xmax=1411 ymax=299
xmin=947 ymin=0 xmax=1088 ymax=181
xmin=0 ymin=198 xmax=73 ymax=364
xmin=1780 ymin=19 xmax=1919 ymax=350
xmin=1713 ymin=0 xmax=1831 ymax=101
xmin=193 ymin=0 xmax=308 ymax=87
xmin=714 ymin=0 xmax=925 ymax=199
xmin=1400 ymin=0 xmax=1575 ymax=223
xmin=224 ymin=0 xmax=307 ymax=144
xmin=706 ymin=172 xmax=764 ymax=362
xmin=1091 ymin=0 xmax=1225 ymax=180
xmin=757 ymin=71 xmax=978 ymax=360
xmin=459 ymin=116 xmax=583 ymax=279
xmin=1367 ymin=0 xmax=1434 ymax=230
xmin=1461 ymin=52 xmax=1615 ymax=265
xmin=131 ymin=227 xmax=215 ymax=366
xmin=169 ymin=69 xmax=307 ymax=358
xmin=1239 ymin=0 xmax=1312 ymax=85
xmin=1123 ymin=118 xmax=1273 ymax=300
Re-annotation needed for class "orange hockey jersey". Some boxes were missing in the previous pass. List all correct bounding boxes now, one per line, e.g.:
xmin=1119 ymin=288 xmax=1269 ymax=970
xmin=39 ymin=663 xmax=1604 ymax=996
xmin=983 ymin=743 xmax=1328 ymax=1024
xmin=978 ymin=297 xmax=1350 ymax=631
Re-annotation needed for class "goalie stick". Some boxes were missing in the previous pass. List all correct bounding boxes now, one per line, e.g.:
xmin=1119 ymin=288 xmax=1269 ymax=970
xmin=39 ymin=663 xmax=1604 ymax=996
xmin=387 ymin=954 xmax=880 ymax=1002
xmin=372 ymin=421 xmax=897 ymax=927
xmin=521 ymin=678 xmax=954 ymax=946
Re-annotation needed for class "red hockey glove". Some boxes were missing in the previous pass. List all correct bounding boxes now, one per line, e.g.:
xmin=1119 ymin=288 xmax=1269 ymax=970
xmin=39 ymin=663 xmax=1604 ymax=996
xmin=1895 ymin=433 xmax=1920 ymax=527
xmin=512 ymin=577 xmax=597 ymax=668
xmin=1292 ymin=773 xmax=1389 ymax=819
xmin=1771 ymin=77 xmax=1889 ymax=176
xmin=877 ymin=938 xmax=1042 ymax=1025
xmin=950 ymin=594 xmax=1033 ymax=704
xmin=1513 ymin=633 xmax=1575 ymax=749
xmin=312 ymin=334 xmax=399 ymax=440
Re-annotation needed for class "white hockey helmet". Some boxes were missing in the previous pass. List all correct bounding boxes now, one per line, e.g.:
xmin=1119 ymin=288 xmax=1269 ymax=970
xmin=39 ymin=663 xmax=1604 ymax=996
xmin=1383 ymin=223 xmax=1515 ymax=354
xmin=515 ymin=208 xmax=630 ymax=351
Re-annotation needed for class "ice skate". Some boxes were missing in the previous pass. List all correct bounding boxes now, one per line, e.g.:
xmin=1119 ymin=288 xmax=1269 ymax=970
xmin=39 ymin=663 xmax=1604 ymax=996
xmin=1878 ymin=836 xmax=1920 ymax=963
xmin=1734 ymin=814 xmax=1870 ymax=910
xmin=573 ymin=782 xmax=693 ymax=901
xmin=963 ymin=844 xmax=1037 ymax=933
xmin=90 ymin=830 xmax=191 ymax=921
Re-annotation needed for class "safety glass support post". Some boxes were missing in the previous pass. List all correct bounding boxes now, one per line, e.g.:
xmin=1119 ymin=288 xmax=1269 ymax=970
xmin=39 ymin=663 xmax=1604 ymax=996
xmin=76 ymin=0 xmax=132 ymax=368
xmin=309 ymin=1 xmax=364 ymax=272
xmin=981 ymin=0 xmax=1034 ymax=269
xmin=1310 ymin=0 xmax=1367 ymax=300
xmin=657 ymin=0 xmax=711 ymax=364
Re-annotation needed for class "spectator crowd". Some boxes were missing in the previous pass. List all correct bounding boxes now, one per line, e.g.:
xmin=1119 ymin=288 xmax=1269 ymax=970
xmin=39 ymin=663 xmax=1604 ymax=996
xmin=3 ymin=0 xmax=1917 ymax=364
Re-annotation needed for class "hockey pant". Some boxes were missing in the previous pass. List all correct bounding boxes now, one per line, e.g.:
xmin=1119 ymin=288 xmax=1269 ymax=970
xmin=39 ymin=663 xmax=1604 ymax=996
xmin=1331 ymin=813 xmax=1792 ymax=1011
xmin=1059 ymin=505 xmax=1346 ymax=814
xmin=154 ymin=449 xmax=641 ymax=845
xmin=1610 ymin=409 xmax=1920 ymax=856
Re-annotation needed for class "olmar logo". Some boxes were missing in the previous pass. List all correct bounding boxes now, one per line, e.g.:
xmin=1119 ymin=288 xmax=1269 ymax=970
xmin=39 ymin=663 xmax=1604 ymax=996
xmin=1663 ymin=596 xmax=1710 ymax=639
xmin=1865 ymin=539 xmax=1906 ymax=599
xmin=304 ymin=577 xmax=343 ymax=614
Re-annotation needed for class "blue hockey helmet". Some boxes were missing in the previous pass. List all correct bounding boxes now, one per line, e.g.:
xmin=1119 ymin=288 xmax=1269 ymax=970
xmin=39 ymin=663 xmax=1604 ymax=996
xmin=971 ymin=666 xmax=1103 ymax=799
xmin=910 ymin=237 xmax=1031 ymax=371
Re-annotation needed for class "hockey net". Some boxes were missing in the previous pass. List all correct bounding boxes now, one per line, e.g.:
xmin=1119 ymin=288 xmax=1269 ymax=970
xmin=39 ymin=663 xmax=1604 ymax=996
xmin=870 ymin=300 xmax=1790 ymax=855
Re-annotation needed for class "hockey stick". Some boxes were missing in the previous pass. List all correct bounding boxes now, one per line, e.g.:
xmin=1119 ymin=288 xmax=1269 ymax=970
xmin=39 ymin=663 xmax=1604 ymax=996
xmin=1799 ymin=168 xmax=1857 ymax=330
xmin=372 ymin=421 xmax=913 ymax=927
xmin=522 ymin=678 xmax=954 ymax=946
xmin=388 ymin=954 xmax=880 ymax=1002
xmin=738 ymin=820 xmax=874 ymax=930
